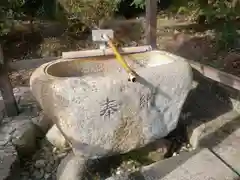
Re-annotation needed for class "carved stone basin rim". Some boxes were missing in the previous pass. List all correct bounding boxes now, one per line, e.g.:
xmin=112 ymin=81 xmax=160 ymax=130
xmin=43 ymin=50 xmax=179 ymax=78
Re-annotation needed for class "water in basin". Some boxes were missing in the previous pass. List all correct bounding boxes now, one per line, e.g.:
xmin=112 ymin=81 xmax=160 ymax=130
xmin=45 ymin=51 xmax=175 ymax=78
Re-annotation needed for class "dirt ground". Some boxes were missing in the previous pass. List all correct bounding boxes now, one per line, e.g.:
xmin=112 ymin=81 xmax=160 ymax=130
xmin=2 ymin=15 xmax=240 ymax=87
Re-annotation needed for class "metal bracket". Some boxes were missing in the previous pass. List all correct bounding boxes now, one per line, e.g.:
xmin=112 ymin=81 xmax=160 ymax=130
xmin=92 ymin=29 xmax=114 ymax=49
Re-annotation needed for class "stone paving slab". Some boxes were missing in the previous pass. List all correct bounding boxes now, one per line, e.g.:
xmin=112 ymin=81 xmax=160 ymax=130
xmin=180 ymin=78 xmax=240 ymax=152
xmin=183 ymin=82 xmax=240 ymax=175
xmin=108 ymin=148 xmax=239 ymax=180
xmin=187 ymin=110 xmax=240 ymax=149
xmin=137 ymin=148 xmax=239 ymax=180
xmin=212 ymin=127 xmax=240 ymax=175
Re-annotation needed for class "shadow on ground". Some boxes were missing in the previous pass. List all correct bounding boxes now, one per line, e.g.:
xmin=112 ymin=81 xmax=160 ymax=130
xmin=111 ymin=70 xmax=240 ymax=179
xmin=165 ymin=71 xmax=239 ymax=153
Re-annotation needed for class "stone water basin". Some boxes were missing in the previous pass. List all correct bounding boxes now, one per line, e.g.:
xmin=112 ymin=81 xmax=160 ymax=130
xmin=30 ymin=50 xmax=193 ymax=158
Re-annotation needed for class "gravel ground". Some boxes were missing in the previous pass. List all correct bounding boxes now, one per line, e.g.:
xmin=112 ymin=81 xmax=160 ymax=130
xmin=17 ymin=123 xmax=192 ymax=180
xmin=19 ymin=139 xmax=69 ymax=180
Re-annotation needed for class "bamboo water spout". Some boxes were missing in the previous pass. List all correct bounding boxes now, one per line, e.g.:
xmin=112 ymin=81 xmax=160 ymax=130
xmin=103 ymin=34 xmax=136 ymax=82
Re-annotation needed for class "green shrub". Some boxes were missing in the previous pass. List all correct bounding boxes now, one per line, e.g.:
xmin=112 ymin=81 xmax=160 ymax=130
xmin=0 ymin=0 xmax=25 ymax=36
xmin=171 ymin=0 xmax=240 ymax=23
xmin=131 ymin=0 xmax=145 ymax=9
xmin=58 ymin=0 xmax=119 ymax=28
xmin=215 ymin=22 xmax=239 ymax=50
xmin=170 ymin=0 xmax=240 ymax=49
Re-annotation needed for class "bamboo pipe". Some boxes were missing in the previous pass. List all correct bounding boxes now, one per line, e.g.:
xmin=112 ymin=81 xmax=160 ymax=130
xmin=102 ymin=34 xmax=136 ymax=82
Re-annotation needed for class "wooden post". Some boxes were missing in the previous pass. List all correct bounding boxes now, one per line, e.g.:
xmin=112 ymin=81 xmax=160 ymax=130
xmin=146 ymin=0 xmax=158 ymax=49
xmin=0 ymin=45 xmax=19 ymax=117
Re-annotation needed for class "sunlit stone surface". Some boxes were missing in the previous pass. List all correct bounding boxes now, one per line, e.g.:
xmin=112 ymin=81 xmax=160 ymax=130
xmin=30 ymin=50 xmax=193 ymax=158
